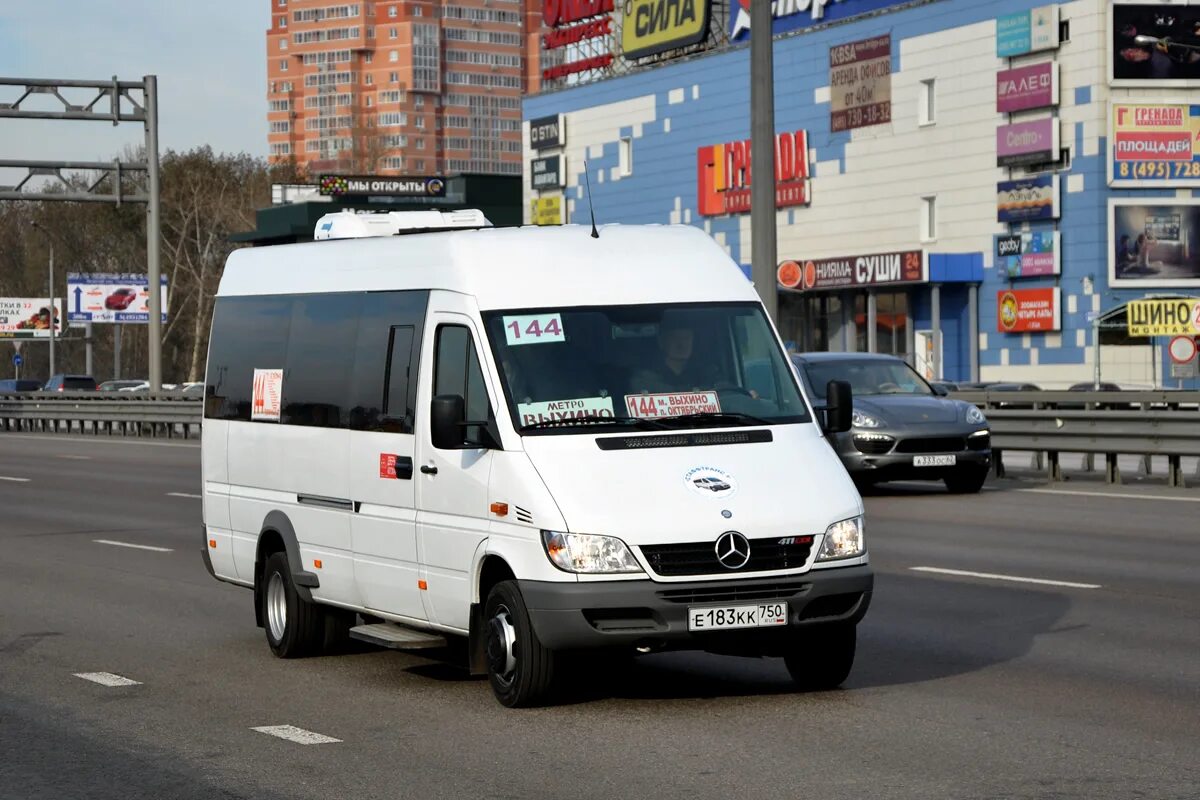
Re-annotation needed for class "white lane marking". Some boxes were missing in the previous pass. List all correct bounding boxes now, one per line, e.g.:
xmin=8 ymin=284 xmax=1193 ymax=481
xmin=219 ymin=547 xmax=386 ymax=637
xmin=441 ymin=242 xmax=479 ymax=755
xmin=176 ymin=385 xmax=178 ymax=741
xmin=0 ymin=433 xmax=199 ymax=449
xmin=74 ymin=672 xmax=142 ymax=687
xmin=1012 ymin=488 xmax=1200 ymax=504
xmin=911 ymin=566 xmax=1101 ymax=590
xmin=58 ymin=455 xmax=92 ymax=460
xmin=251 ymin=725 xmax=341 ymax=745
xmin=166 ymin=492 xmax=202 ymax=499
xmin=93 ymin=539 xmax=174 ymax=553
xmin=0 ymin=476 xmax=30 ymax=483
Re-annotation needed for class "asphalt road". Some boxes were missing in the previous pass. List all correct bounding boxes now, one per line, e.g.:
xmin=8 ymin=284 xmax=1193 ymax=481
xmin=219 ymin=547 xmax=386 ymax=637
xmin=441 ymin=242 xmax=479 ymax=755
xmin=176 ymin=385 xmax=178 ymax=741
xmin=0 ymin=433 xmax=1197 ymax=800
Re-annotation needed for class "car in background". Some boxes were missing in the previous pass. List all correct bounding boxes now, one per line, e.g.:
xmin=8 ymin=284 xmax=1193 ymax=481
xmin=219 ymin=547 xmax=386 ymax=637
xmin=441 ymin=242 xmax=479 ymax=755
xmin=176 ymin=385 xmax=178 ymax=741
xmin=104 ymin=288 xmax=138 ymax=311
xmin=43 ymin=374 xmax=97 ymax=392
xmin=987 ymin=382 xmax=1042 ymax=409
xmin=791 ymin=352 xmax=991 ymax=493
xmin=0 ymin=379 xmax=44 ymax=392
xmin=99 ymin=379 xmax=145 ymax=392
xmin=181 ymin=382 xmax=204 ymax=396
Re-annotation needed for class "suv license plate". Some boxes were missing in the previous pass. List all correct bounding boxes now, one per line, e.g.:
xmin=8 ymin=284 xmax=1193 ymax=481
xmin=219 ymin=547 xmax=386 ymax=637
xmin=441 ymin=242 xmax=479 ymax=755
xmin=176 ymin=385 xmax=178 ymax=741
xmin=913 ymin=455 xmax=956 ymax=467
xmin=687 ymin=603 xmax=788 ymax=632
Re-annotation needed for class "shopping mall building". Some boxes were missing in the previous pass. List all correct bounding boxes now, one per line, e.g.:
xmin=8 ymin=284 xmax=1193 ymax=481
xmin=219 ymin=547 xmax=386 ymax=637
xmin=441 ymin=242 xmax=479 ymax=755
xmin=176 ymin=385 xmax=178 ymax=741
xmin=522 ymin=0 xmax=1200 ymax=388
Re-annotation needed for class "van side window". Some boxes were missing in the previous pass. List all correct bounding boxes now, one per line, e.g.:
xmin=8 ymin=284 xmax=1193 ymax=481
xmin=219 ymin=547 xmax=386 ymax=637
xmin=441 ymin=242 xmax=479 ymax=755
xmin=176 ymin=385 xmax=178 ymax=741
xmin=434 ymin=324 xmax=490 ymax=423
xmin=204 ymin=296 xmax=294 ymax=421
xmin=349 ymin=290 xmax=428 ymax=433
xmin=283 ymin=294 xmax=362 ymax=427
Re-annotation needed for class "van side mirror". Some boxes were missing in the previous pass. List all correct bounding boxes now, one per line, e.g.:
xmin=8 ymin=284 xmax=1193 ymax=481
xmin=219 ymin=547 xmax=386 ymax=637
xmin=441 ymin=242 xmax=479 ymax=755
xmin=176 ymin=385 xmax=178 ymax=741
xmin=932 ymin=384 xmax=949 ymax=397
xmin=431 ymin=394 xmax=466 ymax=450
xmin=824 ymin=380 xmax=853 ymax=434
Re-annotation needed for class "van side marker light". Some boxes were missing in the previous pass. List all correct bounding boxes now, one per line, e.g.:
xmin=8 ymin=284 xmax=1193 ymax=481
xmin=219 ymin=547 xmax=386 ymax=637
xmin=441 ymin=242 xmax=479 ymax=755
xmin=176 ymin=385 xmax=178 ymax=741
xmin=314 ymin=559 xmax=323 ymax=569
xmin=490 ymin=502 xmax=509 ymax=517
xmin=418 ymin=580 xmax=428 ymax=591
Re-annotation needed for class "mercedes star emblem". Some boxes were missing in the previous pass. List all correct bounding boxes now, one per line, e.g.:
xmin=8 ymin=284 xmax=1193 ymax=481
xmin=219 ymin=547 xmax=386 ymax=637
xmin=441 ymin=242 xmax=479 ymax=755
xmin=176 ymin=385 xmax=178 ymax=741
xmin=714 ymin=531 xmax=751 ymax=569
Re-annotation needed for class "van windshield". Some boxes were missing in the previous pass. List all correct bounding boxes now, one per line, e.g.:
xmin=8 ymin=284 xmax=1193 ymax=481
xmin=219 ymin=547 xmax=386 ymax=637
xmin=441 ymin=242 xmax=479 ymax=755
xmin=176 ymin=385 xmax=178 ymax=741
xmin=482 ymin=302 xmax=811 ymax=433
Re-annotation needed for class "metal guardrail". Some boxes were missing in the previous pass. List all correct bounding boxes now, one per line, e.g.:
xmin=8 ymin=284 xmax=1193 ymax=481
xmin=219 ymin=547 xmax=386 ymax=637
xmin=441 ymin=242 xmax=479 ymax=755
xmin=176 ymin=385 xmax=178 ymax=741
xmin=0 ymin=392 xmax=202 ymax=439
xmin=952 ymin=390 xmax=1200 ymax=488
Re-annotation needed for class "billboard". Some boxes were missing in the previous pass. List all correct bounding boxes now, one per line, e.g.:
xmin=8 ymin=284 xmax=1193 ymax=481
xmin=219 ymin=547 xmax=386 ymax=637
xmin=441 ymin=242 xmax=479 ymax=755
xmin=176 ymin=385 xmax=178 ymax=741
xmin=997 ymin=118 xmax=1059 ymax=167
xmin=997 ymin=62 xmax=1058 ymax=113
xmin=1109 ymin=199 xmax=1200 ymax=288
xmin=997 ymin=288 xmax=1061 ymax=333
xmin=529 ymin=114 xmax=565 ymax=150
xmin=997 ymin=5 xmax=1060 ymax=58
xmin=0 ymin=298 xmax=64 ymax=339
xmin=66 ymin=273 xmax=168 ymax=324
xmin=996 ymin=231 xmax=1060 ymax=278
xmin=621 ymin=0 xmax=710 ymax=60
xmin=997 ymin=175 xmax=1060 ymax=224
xmin=1110 ymin=2 xmax=1200 ymax=86
xmin=829 ymin=35 xmax=892 ymax=132
xmin=530 ymin=196 xmax=563 ymax=225
xmin=729 ymin=0 xmax=912 ymax=41
xmin=697 ymin=130 xmax=811 ymax=216
xmin=1126 ymin=298 xmax=1200 ymax=337
xmin=531 ymin=155 xmax=566 ymax=191
xmin=318 ymin=175 xmax=446 ymax=198
xmin=1108 ymin=103 xmax=1200 ymax=187
xmin=778 ymin=250 xmax=925 ymax=292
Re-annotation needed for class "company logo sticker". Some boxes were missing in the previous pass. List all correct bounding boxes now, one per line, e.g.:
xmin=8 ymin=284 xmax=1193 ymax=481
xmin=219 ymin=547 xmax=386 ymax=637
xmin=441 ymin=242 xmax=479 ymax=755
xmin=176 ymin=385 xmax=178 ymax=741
xmin=685 ymin=466 xmax=737 ymax=497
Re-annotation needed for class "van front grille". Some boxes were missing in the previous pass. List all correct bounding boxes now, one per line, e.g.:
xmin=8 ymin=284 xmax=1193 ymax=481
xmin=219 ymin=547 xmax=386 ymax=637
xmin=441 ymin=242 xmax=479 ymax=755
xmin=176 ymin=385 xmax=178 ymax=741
xmin=640 ymin=537 xmax=813 ymax=577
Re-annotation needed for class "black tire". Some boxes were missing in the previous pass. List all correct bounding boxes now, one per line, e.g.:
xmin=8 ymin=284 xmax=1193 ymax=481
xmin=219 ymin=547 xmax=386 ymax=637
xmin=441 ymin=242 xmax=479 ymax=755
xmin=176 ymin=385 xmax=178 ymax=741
xmin=261 ymin=551 xmax=327 ymax=658
xmin=944 ymin=466 xmax=988 ymax=494
xmin=483 ymin=580 xmax=557 ymax=708
xmin=783 ymin=624 xmax=856 ymax=691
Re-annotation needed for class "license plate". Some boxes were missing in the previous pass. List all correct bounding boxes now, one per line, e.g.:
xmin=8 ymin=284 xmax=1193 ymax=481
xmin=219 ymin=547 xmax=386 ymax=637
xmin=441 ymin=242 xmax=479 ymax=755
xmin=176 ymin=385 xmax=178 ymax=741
xmin=687 ymin=603 xmax=788 ymax=632
xmin=913 ymin=454 xmax=956 ymax=467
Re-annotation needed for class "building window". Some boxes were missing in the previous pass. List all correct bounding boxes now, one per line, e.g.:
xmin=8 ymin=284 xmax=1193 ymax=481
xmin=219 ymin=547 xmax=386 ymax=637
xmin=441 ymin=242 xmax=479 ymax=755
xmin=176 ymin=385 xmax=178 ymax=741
xmin=416 ymin=138 xmax=425 ymax=149
xmin=280 ymin=59 xmax=289 ymax=71
xmin=366 ymin=96 xmax=374 ymax=107
xmin=389 ymin=71 xmax=399 ymax=82
xmin=279 ymin=16 xmax=287 ymax=28
xmin=279 ymin=38 xmax=288 ymax=50
xmin=390 ymin=27 xmax=398 ymax=39
xmin=415 ymin=116 xmax=425 ymax=129
xmin=619 ymin=137 xmax=633 ymax=177
xmin=389 ymin=50 xmax=399 ymax=62
xmin=278 ymin=0 xmax=287 ymax=6
xmin=414 ymin=95 xmax=424 ymax=108
xmin=414 ymin=159 xmax=426 ymax=170
xmin=412 ymin=4 xmax=422 ymax=15
xmin=365 ymin=51 xmax=373 ymax=63
xmin=920 ymin=196 xmax=937 ymax=242
xmin=367 ymin=26 xmax=375 ymax=38
xmin=918 ymin=79 xmax=936 ymax=127
xmin=388 ymin=4 xmax=397 ymax=16
xmin=365 ymin=73 xmax=374 ymax=85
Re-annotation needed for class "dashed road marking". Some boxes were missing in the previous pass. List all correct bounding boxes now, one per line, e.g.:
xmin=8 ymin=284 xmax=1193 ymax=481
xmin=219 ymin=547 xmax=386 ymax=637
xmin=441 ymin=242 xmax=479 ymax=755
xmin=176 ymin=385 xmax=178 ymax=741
xmin=94 ymin=539 xmax=174 ymax=553
xmin=0 ymin=476 xmax=30 ymax=483
xmin=1012 ymin=488 xmax=1200 ymax=504
xmin=251 ymin=725 xmax=341 ymax=745
xmin=166 ymin=492 xmax=202 ymax=499
xmin=57 ymin=455 xmax=92 ymax=460
xmin=74 ymin=672 xmax=142 ymax=687
xmin=910 ymin=566 xmax=1101 ymax=590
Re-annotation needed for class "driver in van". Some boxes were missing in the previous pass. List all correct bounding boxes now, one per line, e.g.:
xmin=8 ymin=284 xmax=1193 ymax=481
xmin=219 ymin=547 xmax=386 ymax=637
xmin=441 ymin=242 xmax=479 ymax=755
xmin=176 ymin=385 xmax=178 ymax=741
xmin=631 ymin=316 xmax=712 ymax=393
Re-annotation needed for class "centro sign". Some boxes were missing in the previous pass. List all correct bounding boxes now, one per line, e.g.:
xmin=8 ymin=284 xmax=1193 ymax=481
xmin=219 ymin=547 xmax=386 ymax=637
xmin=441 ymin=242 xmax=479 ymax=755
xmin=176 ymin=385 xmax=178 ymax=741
xmin=697 ymin=130 xmax=811 ymax=216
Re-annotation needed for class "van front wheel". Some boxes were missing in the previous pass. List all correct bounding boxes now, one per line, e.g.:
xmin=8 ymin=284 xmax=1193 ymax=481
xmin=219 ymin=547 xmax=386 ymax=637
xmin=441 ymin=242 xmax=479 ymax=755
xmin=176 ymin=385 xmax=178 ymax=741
xmin=484 ymin=580 xmax=557 ymax=708
xmin=783 ymin=623 xmax=856 ymax=691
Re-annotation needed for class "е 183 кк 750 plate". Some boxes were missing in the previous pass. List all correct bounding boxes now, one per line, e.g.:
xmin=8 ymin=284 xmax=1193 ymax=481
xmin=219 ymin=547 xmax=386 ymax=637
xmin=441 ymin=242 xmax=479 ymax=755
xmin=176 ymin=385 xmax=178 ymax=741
xmin=687 ymin=602 xmax=788 ymax=631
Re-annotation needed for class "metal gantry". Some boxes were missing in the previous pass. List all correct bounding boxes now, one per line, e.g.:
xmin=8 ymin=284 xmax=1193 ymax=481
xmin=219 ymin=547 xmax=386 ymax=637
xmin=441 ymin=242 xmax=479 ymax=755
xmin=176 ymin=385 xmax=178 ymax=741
xmin=0 ymin=75 xmax=163 ymax=392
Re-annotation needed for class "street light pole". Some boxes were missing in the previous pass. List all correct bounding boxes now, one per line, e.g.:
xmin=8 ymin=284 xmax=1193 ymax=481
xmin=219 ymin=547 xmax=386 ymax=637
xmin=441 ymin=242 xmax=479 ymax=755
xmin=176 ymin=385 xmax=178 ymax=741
xmin=48 ymin=240 xmax=55 ymax=378
xmin=750 ymin=0 xmax=778 ymax=324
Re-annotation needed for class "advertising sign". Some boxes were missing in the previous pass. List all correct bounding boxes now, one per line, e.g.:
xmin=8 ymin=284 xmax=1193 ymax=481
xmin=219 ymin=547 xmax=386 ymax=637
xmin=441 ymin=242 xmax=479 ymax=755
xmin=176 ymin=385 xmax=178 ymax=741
xmin=0 ymin=298 xmax=64 ymax=338
xmin=66 ymin=274 xmax=168 ymax=324
xmin=318 ymin=175 xmax=446 ymax=198
xmin=997 ymin=118 xmax=1059 ymax=167
xmin=729 ymin=0 xmax=913 ymax=42
xmin=697 ymin=130 xmax=811 ymax=216
xmin=251 ymin=368 xmax=283 ymax=422
xmin=1126 ymin=299 xmax=1200 ymax=337
xmin=621 ymin=0 xmax=710 ymax=60
xmin=529 ymin=114 xmax=565 ymax=150
xmin=996 ymin=62 xmax=1058 ymax=113
xmin=1109 ymin=199 xmax=1200 ymax=288
xmin=997 ymin=5 xmax=1060 ymax=58
xmin=778 ymin=250 xmax=925 ymax=292
xmin=625 ymin=391 xmax=721 ymax=418
xmin=530 ymin=196 xmax=563 ymax=226
xmin=996 ymin=230 xmax=1060 ymax=278
xmin=997 ymin=174 xmax=1060 ymax=223
xmin=531 ymin=155 xmax=566 ymax=191
xmin=1109 ymin=103 xmax=1200 ymax=187
xmin=1111 ymin=2 xmax=1200 ymax=86
xmin=829 ymin=35 xmax=892 ymax=132
xmin=997 ymin=288 xmax=1061 ymax=333
xmin=541 ymin=0 xmax=615 ymax=79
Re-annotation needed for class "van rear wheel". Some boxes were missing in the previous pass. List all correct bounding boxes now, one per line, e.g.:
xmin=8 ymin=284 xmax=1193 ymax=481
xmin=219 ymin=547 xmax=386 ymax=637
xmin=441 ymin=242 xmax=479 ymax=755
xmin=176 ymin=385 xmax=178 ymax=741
xmin=262 ymin=551 xmax=327 ymax=658
xmin=484 ymin=580 xmax=557 ymax=708
xmin=783 ymin=623 xmax=856 ymax=691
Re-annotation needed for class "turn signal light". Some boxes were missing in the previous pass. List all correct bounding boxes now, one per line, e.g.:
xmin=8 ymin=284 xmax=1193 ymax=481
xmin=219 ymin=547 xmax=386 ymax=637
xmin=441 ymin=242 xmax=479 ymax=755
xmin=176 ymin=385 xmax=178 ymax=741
xmin=418 ymin=579 xmax=428 ymax=591
xmin=208 ymin=539 xmax=216 ymax=549
xmin=314 ymin=559 xmax=323 ymax=569
xmin=490 ymin=502 xmax=509 ymax=517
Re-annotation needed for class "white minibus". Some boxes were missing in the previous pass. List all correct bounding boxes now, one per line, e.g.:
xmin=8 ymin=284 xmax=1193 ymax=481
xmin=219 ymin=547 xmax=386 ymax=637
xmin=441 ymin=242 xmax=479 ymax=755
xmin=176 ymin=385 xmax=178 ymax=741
xmin=201 ymin=211 xmax=871 ymax=707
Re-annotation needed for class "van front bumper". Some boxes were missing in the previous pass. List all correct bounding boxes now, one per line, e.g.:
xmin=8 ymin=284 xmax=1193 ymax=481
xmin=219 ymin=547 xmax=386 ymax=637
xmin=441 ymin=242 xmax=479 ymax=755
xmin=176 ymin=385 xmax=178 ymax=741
xmin=518 ymin=565 xmax=872 ymax=653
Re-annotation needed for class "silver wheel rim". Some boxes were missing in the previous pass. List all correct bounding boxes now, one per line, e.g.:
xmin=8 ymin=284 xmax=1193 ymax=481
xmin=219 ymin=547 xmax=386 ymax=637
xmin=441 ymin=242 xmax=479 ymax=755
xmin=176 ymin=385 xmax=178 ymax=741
xmin=267 ymin=572 xmax=287 ymax=642
xmin=491 ymin=604 xmax=518 ymax=685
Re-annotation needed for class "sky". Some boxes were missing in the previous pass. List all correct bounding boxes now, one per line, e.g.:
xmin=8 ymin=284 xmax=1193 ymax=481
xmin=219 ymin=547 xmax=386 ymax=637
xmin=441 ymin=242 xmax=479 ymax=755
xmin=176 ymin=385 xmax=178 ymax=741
xmin=0 ymin=1 xmax=269 ymax=171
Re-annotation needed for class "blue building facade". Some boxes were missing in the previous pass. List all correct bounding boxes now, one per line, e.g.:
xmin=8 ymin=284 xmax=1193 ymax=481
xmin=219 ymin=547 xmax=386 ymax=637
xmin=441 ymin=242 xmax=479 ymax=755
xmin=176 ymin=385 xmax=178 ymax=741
xmin=524 ymin=0 xmax=1200 ymax=388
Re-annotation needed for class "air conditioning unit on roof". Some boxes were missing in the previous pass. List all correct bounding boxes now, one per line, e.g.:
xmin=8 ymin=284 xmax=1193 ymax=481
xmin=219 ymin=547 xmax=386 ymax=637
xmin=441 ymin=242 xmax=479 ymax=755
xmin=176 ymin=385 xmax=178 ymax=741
xmin=314 ymin=208 xmax=491 ymax=239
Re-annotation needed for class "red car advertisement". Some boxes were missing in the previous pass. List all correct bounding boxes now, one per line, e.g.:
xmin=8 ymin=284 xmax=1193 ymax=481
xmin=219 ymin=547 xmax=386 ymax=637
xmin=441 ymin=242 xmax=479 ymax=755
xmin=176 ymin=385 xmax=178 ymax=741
xmin=66 ymin=273 xmax=168 ymax=324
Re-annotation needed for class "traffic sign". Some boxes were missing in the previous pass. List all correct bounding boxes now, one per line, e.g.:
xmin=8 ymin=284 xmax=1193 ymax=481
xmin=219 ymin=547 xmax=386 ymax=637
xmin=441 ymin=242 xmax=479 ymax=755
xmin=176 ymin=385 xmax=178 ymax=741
xmin=12 ymin=353 xmax=22 ymax=367
xmin=1168 ymin=336 xmax=1198 ymax=364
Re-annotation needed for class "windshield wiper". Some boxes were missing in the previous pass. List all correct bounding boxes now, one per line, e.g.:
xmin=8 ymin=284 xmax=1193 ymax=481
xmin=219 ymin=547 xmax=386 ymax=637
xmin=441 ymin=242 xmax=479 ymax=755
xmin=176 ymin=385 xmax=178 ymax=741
xmin=653 ymin=412 xmax=771 ymax=427
xmin=519 ymin=416 xmax=666 ymax=432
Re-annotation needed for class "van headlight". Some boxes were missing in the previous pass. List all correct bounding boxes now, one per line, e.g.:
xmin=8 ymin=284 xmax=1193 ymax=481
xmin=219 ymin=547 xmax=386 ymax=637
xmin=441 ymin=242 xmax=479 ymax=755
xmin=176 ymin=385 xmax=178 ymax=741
xmin=541 ymin=531 xmax=644 ymax=574
xmin=965 ymin=406 xmax=987 ymax=425
xmin=817 ymin=516 xmax=865 ymax=561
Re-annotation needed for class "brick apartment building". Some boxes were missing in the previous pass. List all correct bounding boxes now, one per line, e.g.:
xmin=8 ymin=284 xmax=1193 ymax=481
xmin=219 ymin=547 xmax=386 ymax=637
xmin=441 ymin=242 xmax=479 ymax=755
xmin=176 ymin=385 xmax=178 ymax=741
xmin=266 ymin=0 xmax=544 ymax=176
